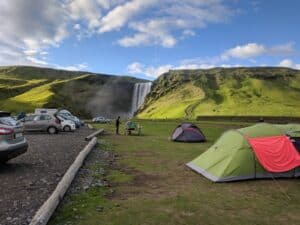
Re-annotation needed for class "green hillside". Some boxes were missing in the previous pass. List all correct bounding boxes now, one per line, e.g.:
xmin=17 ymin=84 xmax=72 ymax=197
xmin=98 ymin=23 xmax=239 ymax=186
xmin=138 ymin=67 xmax=300 ymax=119
xmin=0 ymin=66 xmax=143 ymax=117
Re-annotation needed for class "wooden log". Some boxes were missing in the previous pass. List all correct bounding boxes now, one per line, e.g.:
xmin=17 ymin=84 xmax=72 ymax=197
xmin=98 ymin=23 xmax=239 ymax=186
xmin=85 ymin=128 xmax=104 ymax=141
xmin=87 ymin=123 xmax=94 ymax=129
xmin=29 ymin=137 xmax=98 ymax=225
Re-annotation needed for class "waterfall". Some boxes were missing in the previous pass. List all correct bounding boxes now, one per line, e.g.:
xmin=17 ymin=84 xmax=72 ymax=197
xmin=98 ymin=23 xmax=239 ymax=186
xmin=131 ymin=82 xmax=152 ymax=116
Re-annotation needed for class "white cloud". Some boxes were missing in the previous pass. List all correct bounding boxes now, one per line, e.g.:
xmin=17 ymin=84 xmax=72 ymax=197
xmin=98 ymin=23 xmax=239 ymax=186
xmin=0 ymin=0 xmax=69 ymax=66
xmin=278 ymin=59 xmax=300 ymax=70
xmin=222 ymin=42 xmax=295 ymax=60
xmin=278 ymin=59 xmax=293 ymax=68
xmin=222 ymin=43 xmax=265 ymax=59
xmin=68 ymin=0 xmax=103 ymax=29
xmin=116 ymin=0 xmax=234 ymax=47
xmin=98 ymin=0 xmax=157 ymax=33
xmin=0 ymin=0 xmax=236 ymax=68
xmin=56 ymin=62 xmax=89 ymax=71
xmin=127 ymin=61 xmax=242 ymax=78
xmin=26 ymin=57 xmax=49 ymax=66
xmin=127 ymin=62 xmax=173 ymax=78
xmin=68 ymin=0 xmax=127 ymax=30
xmin=128 ymin=40 xmax=298 ymax=78
xmin=118 ymin=19 xmax=177 ymax=47
xmin=182 ymin=30 xmax=196 ymax=38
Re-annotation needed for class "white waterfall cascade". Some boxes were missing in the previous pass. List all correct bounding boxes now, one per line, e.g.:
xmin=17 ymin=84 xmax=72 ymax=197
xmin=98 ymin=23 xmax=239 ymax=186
xmin=131 ymin=82 xmax=152 ymax=116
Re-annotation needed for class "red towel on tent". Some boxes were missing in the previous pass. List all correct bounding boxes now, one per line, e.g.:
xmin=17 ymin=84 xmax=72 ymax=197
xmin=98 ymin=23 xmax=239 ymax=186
xmin=248 ymin=135 xmax=300 ymax=173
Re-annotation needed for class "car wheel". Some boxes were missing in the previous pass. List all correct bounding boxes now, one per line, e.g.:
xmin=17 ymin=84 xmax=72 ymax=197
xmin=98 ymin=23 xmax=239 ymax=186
xmin=64 ymin=125 xmax=71 ymax=132
xmin=47 ymin=126 xmax=57 ymax=134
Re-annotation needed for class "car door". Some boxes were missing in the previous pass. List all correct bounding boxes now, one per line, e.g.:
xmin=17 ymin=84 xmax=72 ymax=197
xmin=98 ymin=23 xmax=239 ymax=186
xmin=37 ymin=115 xmax=51 ymax=131
xmin=23 ymin=115 xmax=36 ymax=131
xmin=31 ymin=115 xmax=42 ymax=131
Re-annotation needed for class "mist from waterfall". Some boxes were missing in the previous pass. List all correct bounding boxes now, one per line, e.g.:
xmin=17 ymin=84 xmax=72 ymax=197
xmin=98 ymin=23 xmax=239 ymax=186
xmin=131 ymin=82 xmax=152 ymax=116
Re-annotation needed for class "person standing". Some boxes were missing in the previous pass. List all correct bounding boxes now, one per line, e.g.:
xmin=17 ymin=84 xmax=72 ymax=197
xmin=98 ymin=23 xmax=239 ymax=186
xmin=116 ymin=116 xmax=121 ymax=135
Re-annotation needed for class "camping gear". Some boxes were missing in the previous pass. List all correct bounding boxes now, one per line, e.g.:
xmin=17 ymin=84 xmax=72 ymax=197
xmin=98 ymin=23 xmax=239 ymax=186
xmin=187 ymin=123 xmax=300 ymax=182
xmin=126 ymin=121 xmax=137 ymax=130
xmin=125 ymin=121 xmax=141 ymax=135
xmin=291 ymin=137 xmax=300 ymax=152
xmin=171 ymin=123 xmax=206 ymax=142
xmin=248 ymin=135 xmax=300 ymax=172
xmin=286 ymin=130 xmax=300 ymax=152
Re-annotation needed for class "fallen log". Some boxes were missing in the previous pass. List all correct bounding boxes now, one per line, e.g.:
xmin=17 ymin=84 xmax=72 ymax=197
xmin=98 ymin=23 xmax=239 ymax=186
xmin=29 ymin=137 xmax=98 ymax=225
xmin=85 ymin=128 xmax=104 ymax=141
xmin=87 ymin=123 xmax=94 ymax=129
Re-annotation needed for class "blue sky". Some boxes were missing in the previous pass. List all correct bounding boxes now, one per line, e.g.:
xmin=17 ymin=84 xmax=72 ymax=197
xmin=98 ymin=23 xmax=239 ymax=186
xmin=0 ymin=0 xmax=299 ymax=80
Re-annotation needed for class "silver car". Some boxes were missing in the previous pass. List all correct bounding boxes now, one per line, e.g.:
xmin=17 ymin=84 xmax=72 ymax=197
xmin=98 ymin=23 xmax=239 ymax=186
xmin=92 ymin=116 xmax=111 ymax=123
xmin=23 ymin=114 xmax=62 ymax=134
xmin=0 ymin=112 xmax=28 ymax=163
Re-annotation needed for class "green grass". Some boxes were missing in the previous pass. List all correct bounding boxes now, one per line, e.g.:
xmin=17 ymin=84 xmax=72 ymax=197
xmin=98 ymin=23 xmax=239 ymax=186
xmin=140 ymin=78 xmax=300 ymax=119
xmin=0 ymin=73 xmax=92 ymax=113
xmin=139 ymin=68 xmax=300 ymax=119
xmin=50 ymin=120 xmax=300 ymax=225
xmin=107 ymin=170 xmax=134 ymax=183
xmin=0 ymin=66 xmax=142 ymax=116
xmin=138 ymin=82 xmax=205 ymax=119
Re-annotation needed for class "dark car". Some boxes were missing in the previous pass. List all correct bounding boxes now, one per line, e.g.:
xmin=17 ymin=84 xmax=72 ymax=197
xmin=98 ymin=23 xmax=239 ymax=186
xmin=0 ymin=112 xmax=28 ymax=163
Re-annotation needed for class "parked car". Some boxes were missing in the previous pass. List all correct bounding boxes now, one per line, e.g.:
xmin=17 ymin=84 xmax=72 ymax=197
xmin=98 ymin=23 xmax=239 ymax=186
xmin=58 ymin=113 xmax=81 ymax=128
xmin=57 ymin=115 xmax=76 ymax=132
xmin=22 ymin=114 xmax=62 ymax=134
xmin=57 ymin=110 xmax=84 ymax=128
xmin=92 ymin=116 xmax=111 ymax=124
xmin=34 ymin=108 xmax=58 ymax=115
xmin=72 ymin=115 xmax=84 ymax=126
xmin=0 ymin=111 xmax=28 ymax=163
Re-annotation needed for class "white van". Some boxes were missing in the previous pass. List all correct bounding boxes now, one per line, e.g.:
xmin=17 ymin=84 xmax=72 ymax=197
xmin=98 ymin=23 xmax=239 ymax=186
xmin=35 ymin=108 xmax=58 ymax=115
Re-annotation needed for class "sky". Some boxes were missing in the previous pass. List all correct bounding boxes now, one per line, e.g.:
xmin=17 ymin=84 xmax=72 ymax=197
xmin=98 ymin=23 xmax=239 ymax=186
xmin=0 ymin=0 xmax=299 ymax=80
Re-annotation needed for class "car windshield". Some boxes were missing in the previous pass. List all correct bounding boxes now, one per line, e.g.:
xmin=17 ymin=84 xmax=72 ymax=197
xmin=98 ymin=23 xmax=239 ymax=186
xmin=59 ymin=114 xmax=71 ymax=120
xmin=60 ymin=112 xmax=72 ymax=117
xmin=0 ymin=117 xmax=17 ymax=126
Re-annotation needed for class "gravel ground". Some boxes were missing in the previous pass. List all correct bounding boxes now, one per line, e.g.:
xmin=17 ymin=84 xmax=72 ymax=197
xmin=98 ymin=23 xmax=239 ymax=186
xmin=48 ymin=138 xmax=115 ymax=225
xmin=0 ymin=127 xmax=94 ymax=225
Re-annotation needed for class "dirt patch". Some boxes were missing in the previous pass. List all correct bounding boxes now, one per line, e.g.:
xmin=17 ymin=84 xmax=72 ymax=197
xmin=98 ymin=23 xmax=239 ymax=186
xmin=105 ymin=155 xmax=199 ymax=201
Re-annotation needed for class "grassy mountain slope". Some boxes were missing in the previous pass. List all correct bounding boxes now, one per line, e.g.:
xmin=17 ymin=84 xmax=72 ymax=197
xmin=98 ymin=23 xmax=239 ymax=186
xmin=138 ymin=67 xmax=300 ymax=119
xmin=0 ymin=66 xmax=143 ymax=117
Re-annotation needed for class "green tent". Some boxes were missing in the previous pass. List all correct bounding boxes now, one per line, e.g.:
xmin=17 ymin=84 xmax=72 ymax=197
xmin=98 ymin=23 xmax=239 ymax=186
xmin=187 ymin=123 xmax=300 ymax=182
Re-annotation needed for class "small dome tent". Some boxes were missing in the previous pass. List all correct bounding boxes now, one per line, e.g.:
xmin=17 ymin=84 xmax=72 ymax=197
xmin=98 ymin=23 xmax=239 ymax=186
xmin=187 ymin=123 xmax=300 ymax=182
xmin=171 ymin=123 xmax=206 ymax=142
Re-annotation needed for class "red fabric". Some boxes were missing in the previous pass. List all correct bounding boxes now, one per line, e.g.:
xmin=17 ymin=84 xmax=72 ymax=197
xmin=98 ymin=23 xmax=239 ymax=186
xmin=248 ymin=135 xmax=300 ymax=172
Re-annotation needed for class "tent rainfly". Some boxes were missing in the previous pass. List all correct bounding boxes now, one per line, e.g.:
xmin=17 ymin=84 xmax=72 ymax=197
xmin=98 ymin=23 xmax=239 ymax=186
xmin=187 ymin=123 xmax=300 ymax=182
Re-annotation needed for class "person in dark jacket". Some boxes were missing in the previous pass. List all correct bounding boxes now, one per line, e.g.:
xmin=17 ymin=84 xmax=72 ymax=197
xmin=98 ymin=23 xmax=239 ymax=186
xmin=17 ymin=112 xmax=26 ymax=121
xmin=116 ymin=116 xmax=121 ymax=135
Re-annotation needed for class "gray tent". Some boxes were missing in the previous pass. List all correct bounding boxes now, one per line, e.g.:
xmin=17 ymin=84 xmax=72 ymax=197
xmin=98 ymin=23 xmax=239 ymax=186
xmin=171 ymin=123 xmax=206 ymax=142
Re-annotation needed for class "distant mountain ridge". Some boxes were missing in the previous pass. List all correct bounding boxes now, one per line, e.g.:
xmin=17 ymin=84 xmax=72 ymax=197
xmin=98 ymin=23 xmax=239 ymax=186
xmin=2 ymin=66 xmax=300 ymax=119
xmin=137 ymin=67 xmax=300 ymax=119
xmin=0 ymin=66 xmax=145 ymax=117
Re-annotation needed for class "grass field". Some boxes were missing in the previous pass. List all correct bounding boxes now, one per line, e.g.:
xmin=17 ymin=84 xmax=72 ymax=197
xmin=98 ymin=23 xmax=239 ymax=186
xmin=139 ymin=78 xmax=300 ymax=119
xmin=139 ymin=67 xmax=300 ymax=119
xmin=0 ymin=66 xmax=143 ymax=117
xmin=0 ymin=72 xmax=91 ymax=113
xmin=50 ymin=120 xmax=300 ymax=225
